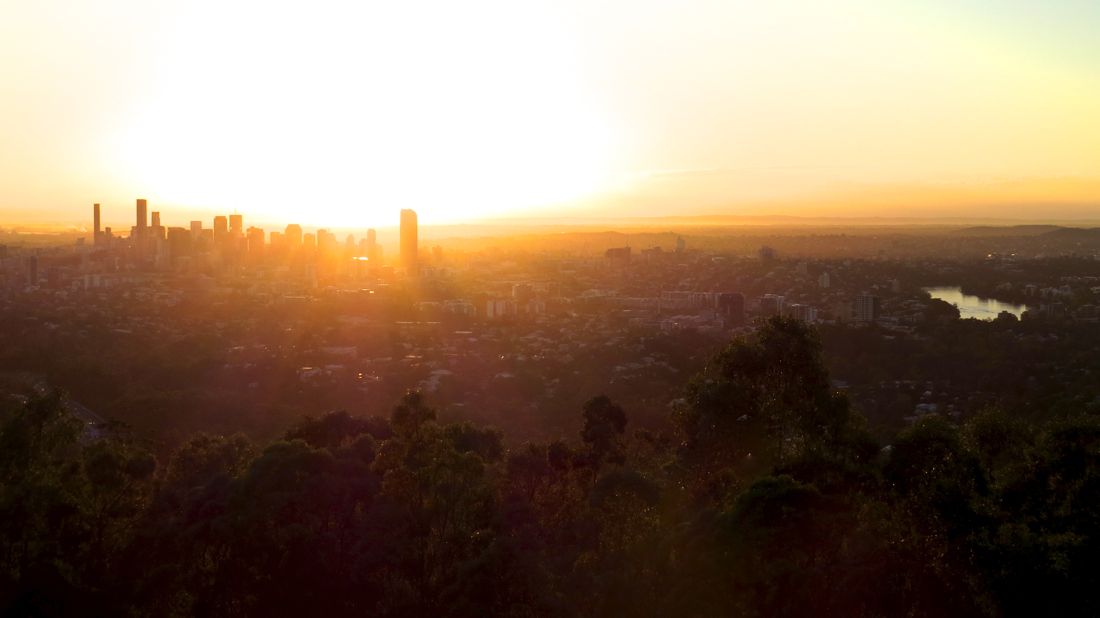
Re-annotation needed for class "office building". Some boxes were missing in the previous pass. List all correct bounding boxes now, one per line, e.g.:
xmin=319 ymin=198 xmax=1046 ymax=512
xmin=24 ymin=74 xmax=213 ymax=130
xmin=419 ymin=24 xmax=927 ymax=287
xmin=717 ymin=292 xmax=746 ymax=325
xmin=229 ymin=214 xmax=243 ymax=237
xmin=400 ymin=209 xmax=418 ymax=272
xmin=136 ymin=198 xmax=148 ymax=235
xmin=787 ymin=303 xmax=819 ymax=323
xmin=759 ymin=294 xmax=785 ymax=317
xmin=167 ymin=227 xmax=191 ymax=259
xmin=285 ymin=224 xmax=303 ymax=249
xmin=190 ymin=221 xmax=202 ymax=240
xmin=365 ymin=228 xmax=379 ymax=262
xmin=150 ymin=211 xmax=165 ymax=240
xmin=213 ymin=216 xmax=228 ymax=242
xmin=605 ymin=246 xmax=631 ymax=267
xmin=317 ymin=229 xmax=337 ymax=255
xmin=93 ymin=203 xmax=101 ymax=244
xmin=853 ymin=294 xmax=880 ymax=323
xmin=26 ymin=255 xmax=39 ymax=286
xmin=247 ymin=227 xmax=265 ymax=256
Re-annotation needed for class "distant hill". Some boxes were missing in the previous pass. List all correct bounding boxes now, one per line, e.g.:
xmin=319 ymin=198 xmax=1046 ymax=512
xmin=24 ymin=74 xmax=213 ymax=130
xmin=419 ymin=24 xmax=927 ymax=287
xmin=953 ymin=225 xmax=1067 ymax=237
xmin=1040 ymin=227 xmax=1100 ymax=241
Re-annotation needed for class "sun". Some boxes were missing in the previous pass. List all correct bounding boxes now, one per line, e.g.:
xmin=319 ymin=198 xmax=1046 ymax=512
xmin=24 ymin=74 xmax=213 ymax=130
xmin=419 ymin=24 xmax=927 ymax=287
xmin=112 ymin=0 xmax=617 ymax=229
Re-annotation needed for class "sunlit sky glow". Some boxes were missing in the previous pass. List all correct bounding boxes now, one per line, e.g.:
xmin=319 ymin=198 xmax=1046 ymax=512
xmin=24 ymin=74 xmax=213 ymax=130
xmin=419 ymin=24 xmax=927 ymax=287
xmin=2 ymin=0 xmax=1099 ymax=228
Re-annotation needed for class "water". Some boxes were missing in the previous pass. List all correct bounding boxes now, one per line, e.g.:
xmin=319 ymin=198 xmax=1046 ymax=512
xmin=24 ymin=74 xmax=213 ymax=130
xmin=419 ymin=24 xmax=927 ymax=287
xmin=923 ymin=287 xmax=1029 ymax=320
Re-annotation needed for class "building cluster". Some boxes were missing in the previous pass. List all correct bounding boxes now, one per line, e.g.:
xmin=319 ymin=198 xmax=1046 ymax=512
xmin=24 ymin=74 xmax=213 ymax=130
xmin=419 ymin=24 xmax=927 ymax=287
xmin=88 ymin=199 xmax=421 ymax=275
xmin=13 ymin=213 xmax=1100 ymax=443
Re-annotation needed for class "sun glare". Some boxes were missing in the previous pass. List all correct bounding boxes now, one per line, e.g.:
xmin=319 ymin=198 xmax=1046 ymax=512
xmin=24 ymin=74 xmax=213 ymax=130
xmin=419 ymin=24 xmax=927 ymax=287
xmin=113 ymin=0 xmax=616 ymax=228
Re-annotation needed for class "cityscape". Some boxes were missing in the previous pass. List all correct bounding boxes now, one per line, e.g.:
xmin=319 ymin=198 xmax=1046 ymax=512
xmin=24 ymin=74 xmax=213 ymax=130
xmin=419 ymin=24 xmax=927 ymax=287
xmin=3 ymin=1 xmax=1100 ymax=616
xmin=6 ymin=197 xmax=1100 ymax=616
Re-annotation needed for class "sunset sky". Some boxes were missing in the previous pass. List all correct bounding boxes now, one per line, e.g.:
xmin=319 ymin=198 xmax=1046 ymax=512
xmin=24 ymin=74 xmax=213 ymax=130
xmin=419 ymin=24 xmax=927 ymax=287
xmin=2 ymin=0 xmax=1099 ymax=228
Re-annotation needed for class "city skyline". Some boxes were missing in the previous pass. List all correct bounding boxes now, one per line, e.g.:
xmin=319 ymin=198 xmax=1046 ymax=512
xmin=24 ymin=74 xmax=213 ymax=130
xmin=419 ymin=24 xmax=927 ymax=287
xmin=85 ymin=198 xmax=399 ymax=239
xmin=4 ymin=3 xmax=1100 ymax=614
xmin=3 ymin=1 xmax=1100 ymax=227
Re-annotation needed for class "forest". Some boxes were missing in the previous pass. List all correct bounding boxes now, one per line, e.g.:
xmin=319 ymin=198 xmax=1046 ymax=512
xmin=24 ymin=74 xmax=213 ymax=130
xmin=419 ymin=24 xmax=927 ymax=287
xmin=1 ymin=317 xmax=1097 ymax=617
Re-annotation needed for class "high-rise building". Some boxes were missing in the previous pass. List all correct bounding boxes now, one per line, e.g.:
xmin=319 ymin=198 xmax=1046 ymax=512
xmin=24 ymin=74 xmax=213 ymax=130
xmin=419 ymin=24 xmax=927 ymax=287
xmin=285 ymin=224 xmax=303 ymax=249
xmin=150 ymin=211 xmax=165 ymax=240
xmin=717 ymin=292 xmax=746 ymax=326
xmin=853 ymin=294 xmax=880 ymax=323
xmin=213 ymin=216 xmax=229 ymax=242
xmin=136 ymin=199 xmax=148 ymax=235
xmin=26 ymin=255 xmax=39 ymax=286
xmin=400 ymin=209 xmax=418 ymax=272
xmin=93 ymin=203 xmax=101 ymax=244
xmin=605 ymin=246 xmax=631 ymax=266
xmin=167 ymin=227 xmax=191 ymax=260
xmin=365 ymin=228 xmax=379 ymax=262
xmin=190 ymin=221 xmax=202 ymax=240
xmin=317 ymin=229 xmax=337 ymax=255
xmin=787 ymin=303 xmax=819 ymax=323
xmin=759 ymin=294 xmax=785 ymax=316
xmin=229 ymin=214 xmax=243 ymax=237
xmin=247 ymin=227 xmax=265 ymax=256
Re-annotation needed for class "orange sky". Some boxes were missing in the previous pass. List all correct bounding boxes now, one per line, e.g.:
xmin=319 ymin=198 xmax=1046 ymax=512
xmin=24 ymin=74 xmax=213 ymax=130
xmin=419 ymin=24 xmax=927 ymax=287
xmin=2 ymin=1 xmax=1099 ymax=228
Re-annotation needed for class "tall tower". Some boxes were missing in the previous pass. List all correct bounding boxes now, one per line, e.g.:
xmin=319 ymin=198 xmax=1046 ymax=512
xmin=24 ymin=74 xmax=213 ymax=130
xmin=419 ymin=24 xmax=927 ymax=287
xmin=93 ymin=203 xmax=101 ymax=245
xmin=213 ymin=216 xmax=228 ymax=242
xmin=400 ymin=209 xmax=418 ymax=273
xmin=136 ymin=198 xmax=148 ymax=236
xmin=229 ymin=214 xmax=243 ymax=237
xmin=365 ymin=228 xmax=378 ymax=262
xmin=284 ymin=224 xmax=303 ymax=248
xmin=150 ymin=211 xmax=165 ymax=240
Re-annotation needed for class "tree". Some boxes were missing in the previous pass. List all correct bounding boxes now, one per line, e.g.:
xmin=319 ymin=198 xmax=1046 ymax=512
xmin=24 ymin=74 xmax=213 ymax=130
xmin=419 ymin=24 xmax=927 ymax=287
xmin=581 ymin=395 xmax=627 ymax=465
xmin=679 ymin=317 xmax=865 ymax=493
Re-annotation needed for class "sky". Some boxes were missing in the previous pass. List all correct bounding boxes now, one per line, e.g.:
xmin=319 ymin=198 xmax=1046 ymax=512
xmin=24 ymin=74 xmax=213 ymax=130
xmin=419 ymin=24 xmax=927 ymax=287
xmin=1 ymin=0 xmax=1099 ymax=229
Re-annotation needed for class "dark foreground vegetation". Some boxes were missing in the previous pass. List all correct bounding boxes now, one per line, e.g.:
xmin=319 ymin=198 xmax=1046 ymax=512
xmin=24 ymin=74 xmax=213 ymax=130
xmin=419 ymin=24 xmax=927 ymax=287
xmin=2 ymin=318 xmax=1097 ymax=617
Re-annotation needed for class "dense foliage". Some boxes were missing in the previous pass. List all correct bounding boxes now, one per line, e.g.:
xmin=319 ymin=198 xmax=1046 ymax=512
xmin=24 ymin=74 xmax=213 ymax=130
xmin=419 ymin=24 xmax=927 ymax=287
xmin=1 ymin=318 xmax=1097 ymax=616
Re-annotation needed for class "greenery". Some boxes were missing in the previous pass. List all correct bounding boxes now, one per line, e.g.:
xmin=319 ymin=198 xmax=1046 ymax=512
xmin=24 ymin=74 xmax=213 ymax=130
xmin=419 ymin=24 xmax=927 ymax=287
xmin=1 ymin=317 xmax=1097 ymax=616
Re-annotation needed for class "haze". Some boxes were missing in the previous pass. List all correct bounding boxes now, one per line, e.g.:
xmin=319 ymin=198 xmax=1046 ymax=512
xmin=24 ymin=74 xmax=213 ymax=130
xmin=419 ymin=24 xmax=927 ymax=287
xmin=2 ymin=0 xmax=1099 ymax=227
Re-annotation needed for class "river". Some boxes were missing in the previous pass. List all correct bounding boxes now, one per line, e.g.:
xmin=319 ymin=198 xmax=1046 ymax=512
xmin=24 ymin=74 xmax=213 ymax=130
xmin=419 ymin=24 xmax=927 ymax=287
xmin=923 ymin=286 xmax=1030 ymax=320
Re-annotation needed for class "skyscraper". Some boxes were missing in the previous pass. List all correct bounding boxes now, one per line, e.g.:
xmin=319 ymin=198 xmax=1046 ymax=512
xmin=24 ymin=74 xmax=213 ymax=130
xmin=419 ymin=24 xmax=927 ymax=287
xmin=136 ymin=198 xmax=148 ymax=235
xmin=247 ymin=227 xmax=265 ymax=256
xmin=285 ymin=224 xmax=303 ymax=248
xmin=26 ymin=255 xmax=39 ymax=286
xmin=229 ymin=214 xmax=243 ymax=237
xmin=213 ymin=216 xmax=228 ymax=242
xmin=150 ymin=211 xmax=165 ymax=240
xmin=365 ymin=228 xmax=379 ymax=262
xmin=400 ymin=209 xmax=418 ymax=273
xmin=93 ymin=203 xmax=101 ymax=245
